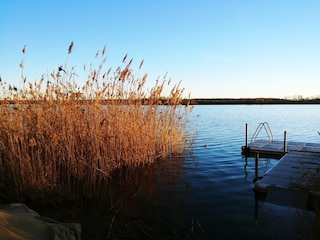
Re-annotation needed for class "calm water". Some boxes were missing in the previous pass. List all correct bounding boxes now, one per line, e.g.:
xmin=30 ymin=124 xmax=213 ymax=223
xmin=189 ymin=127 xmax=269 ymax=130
xmin=136 ymin=105 xmax=320 ymax=240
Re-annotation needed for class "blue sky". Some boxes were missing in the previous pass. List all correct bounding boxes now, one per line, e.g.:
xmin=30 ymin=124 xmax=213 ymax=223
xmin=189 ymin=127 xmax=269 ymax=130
xmin=1 ymin=0 xmax=320 ymax=98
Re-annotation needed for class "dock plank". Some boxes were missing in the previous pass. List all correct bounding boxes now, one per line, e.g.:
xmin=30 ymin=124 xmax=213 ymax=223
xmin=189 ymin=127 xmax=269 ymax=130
xmin=255 ymin=152 xmax=320 ymax=191
xmin=247 ymin=140 xmax=312 ymax=153
xmin=254 ymin=152 xmax=320 ymax=195
xmin=243 ymin=140 xmax=320 ymax=207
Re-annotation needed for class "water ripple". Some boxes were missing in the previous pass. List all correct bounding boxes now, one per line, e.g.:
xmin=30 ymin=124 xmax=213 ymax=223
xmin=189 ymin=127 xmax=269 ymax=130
xmin=177 ymin=105 xmax=319 ymax=238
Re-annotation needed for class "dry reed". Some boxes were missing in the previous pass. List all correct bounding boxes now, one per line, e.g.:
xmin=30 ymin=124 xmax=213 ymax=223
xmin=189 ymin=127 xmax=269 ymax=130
xmin=0 ymin=44 xmax=193 ymax=197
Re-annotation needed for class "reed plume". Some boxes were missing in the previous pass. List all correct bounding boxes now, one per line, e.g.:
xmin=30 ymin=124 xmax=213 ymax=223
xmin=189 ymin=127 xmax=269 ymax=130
xmin=68 ymin=41 xmax=74 ymax=54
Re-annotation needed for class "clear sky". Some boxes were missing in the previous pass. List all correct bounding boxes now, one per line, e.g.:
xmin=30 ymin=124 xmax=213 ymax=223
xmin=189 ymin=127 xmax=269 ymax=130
xmin=1 ymin=0 xmax=320 ymax=98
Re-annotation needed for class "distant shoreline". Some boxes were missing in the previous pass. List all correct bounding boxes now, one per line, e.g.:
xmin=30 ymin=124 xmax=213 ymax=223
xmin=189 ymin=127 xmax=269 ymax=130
xmin=183 ymin=98 xmax=320 ymax=105
xmin=1 ymin=98 xmax=320 ymax=105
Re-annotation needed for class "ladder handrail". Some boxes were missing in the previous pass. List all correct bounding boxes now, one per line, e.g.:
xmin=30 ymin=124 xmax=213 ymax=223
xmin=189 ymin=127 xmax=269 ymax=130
xmin=251 ymin=122 xmax=273 ymax=143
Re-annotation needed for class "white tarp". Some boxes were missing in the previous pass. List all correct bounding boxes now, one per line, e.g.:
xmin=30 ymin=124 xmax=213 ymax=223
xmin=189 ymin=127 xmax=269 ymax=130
xmin=0 ymin=203 xmax=81 ymax=240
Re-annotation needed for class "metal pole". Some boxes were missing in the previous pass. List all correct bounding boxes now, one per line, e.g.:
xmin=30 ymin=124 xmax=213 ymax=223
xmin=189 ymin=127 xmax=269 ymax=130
xmin=284 ymin=131 xmax=287 ymax=153
xmin=245 ymin=123 xmax=248 ymax=148
xmin=254 ymin=152 xmax=259 ymax=182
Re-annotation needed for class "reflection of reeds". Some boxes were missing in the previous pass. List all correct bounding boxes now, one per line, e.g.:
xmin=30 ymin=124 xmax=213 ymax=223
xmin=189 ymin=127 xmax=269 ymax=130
xmin=0 ymin=44 xmax=194 ymax=198
xmin=9 ymin=153 xmax=198 ymax=239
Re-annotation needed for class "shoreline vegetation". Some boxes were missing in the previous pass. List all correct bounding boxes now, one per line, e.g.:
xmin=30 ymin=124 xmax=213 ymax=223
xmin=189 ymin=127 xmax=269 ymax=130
xmin=0 ymin=43 xmax=194 ymax=196
xmin=0 ymin=43 xmax=198 ymax=238
xmin=0 ymin=44 xmax=197 ymax=238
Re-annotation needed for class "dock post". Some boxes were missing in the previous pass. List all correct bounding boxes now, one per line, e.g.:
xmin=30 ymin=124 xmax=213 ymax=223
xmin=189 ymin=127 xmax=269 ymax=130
xmin=245 ymin=123 xmax=248 ymax=148
xmin=284 ymin=131 xmax=287 ymax=153
xmin=254 ymin=152 xmax=259 ymax=182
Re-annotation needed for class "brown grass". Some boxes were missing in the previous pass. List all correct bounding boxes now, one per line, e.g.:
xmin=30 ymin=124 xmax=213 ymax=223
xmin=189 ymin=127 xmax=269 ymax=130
xmin=0 ymin=44 xmax=194 ymax=198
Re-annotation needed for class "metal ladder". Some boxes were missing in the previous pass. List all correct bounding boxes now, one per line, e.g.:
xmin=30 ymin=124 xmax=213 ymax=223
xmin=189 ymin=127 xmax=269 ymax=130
xmin=251 ymin=122 xmax=273 ymax=143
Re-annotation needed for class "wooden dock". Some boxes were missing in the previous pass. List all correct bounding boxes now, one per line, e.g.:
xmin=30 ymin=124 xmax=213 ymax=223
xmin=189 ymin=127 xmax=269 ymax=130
xmin=245 ymin=139 xmax=320 ymax=155
xmin=243 ymin=140 xmax=320 ymax=208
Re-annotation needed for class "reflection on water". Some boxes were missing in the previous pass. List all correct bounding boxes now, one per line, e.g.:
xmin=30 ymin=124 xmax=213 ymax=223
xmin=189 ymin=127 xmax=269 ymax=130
xmin=31 ymin=154 xmax=198 ymax=239
xmin=82 ymin=105 xmax=320 ymax=239
xmin=3 ymin=105 xmax=319 ymax=239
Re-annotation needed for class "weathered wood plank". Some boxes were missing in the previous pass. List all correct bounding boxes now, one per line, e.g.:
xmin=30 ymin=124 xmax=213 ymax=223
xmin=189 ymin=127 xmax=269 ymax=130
xmin=247 ymin=140 xmax=312 ymax=153
xmin=253 ymin=150 xmax=320 ymax=193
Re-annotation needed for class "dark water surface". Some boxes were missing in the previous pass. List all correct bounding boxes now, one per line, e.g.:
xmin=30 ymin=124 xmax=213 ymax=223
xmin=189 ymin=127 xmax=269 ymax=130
xmin=30 ymin=105 xmax=319 ymax=239
xmin=136 ymin=105 xmax=320 ymax=240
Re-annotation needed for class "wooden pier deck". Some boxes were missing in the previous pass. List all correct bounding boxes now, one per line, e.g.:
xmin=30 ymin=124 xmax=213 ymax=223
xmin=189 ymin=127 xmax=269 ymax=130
xmin=246 ymin=139 xmax=320 ymax=155
xmin=243 ymin=140 xmax=320 ymax=208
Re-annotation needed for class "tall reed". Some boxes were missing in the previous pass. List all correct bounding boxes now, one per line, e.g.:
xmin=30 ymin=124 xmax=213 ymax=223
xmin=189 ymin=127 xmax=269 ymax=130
xmin=0 ymin=43 xmax=193 ymax=197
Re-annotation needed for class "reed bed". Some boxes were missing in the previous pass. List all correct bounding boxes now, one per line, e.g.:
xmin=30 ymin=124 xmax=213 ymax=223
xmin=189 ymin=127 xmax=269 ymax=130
xmin=0 ymin=43 xmax=193 ymax=198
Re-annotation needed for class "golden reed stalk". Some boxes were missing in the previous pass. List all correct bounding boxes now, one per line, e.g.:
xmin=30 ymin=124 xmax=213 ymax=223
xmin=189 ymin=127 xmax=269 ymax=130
xmin=0 ymin=44 xmax=194 ymax=197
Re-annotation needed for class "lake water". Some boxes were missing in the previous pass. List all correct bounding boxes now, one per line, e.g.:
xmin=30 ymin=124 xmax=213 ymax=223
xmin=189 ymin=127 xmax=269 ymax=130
xmin=129 ymin=105 xmax=319 ymax=240
xmin=57 ymin=104 xmax=320 ymax=239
